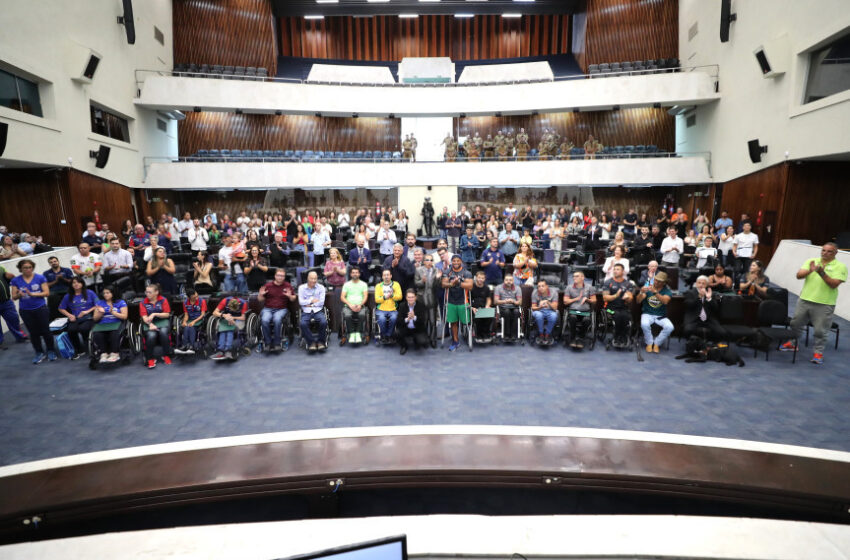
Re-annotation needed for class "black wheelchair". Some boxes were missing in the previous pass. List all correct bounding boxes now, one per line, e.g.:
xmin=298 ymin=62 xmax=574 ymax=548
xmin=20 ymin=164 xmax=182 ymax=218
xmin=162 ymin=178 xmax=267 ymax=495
xmin=494 ymin=305 xmax=526 ymax=345
xmin=561 ymin=308 xmax=597 ymax=351
xmin=297 ymin=307 xmax=331 ymax=352
xmin=206 ymin=311 xmax=260 ymax=361
xmin=87 ymin=321 xmax=138 ymax=370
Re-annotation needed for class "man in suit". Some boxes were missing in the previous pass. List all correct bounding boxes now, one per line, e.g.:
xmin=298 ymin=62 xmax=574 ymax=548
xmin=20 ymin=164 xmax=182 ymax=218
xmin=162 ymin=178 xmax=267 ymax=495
xmin=683 ymin=275 xmax=724 ymax=341
xmin=348 ymin=234 xmax=372 ymax=283
xmin=397 ymin=289 xmax=430 ymax=354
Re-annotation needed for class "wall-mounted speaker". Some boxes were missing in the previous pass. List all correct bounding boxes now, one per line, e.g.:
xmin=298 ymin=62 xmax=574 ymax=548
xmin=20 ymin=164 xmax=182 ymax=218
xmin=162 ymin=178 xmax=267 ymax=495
xmin=753 ymin=35 xmax=789 ymax=78
xmin=719 ymin=0 xmax=736 ymax=43
xmin=71 ymin=49 xmax=103 ymax=84
xmin=748 ymin=139 xmax=767 ymax=163
xmin=89 ymin=145 xmax=111 ymax=168
xmin=0 ymin=122 xmax=8 ymax=157
xmin=118 ymin=0 xmax=136 ymax=45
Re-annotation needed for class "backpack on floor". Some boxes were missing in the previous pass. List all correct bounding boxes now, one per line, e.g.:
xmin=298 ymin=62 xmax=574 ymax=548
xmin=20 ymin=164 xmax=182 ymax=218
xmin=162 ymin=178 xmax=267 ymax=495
xmin=54 ymin=332 xmax=75 ymax=359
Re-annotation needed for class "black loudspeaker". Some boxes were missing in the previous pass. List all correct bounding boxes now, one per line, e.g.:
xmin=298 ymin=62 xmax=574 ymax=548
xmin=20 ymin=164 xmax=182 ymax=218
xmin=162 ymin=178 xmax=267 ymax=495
xmin=720 ymin=0 xmax=737 ymax=43
xmin=0 ymin=122 xmax=7 ymax=157
xmin=89 ymin=145 xmax=111 ymax=168
xmin=754 ymin=49 xmax=771 ymax=74
xmin=118 ymin=0 xmax=136 ymax=45
xmin=748 ymin=139 xmax=767 ymax=163
xmin=83 ymin=54 xmax=101 ymax=80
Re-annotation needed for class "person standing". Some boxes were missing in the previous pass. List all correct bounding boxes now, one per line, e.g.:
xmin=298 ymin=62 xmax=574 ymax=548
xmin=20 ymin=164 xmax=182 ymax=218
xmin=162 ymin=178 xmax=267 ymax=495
xmin=782 ymin=242 xmax=846 ymax=364
xmin=0 ymin=264 xmax=27 ymax=348
xmin=732 ymin=222 xmax=759 ymax=282
xmin=10 ymin=259 xmax=56 ymax=363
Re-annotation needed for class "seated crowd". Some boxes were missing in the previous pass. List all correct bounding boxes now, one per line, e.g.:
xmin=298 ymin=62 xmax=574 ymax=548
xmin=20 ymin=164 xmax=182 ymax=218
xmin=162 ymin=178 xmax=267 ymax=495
xmin=0 ymin=200 xmax=842 ymax=366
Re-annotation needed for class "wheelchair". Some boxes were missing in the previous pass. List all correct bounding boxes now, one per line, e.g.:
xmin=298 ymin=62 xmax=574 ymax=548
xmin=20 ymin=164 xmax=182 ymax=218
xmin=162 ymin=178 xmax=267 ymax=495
xmin=471 ymin=306 xmax=497 ymax=345
xmin=494 ymin=305 xmax=526 ymax=345
xmin=339 ymin=305 xmax=371 ymax=346
xmin=136 ymin=314 xmax=178 ymax=364
xmin=372 ymin=305 xmax=398 ymax=346
xmin=206 ymin=311 xmax=260 ymax=361
xmin=87 ymin=321 xmax=138 ymax=370
xmin=597 ymin=306 xmax=636 ymax=351
xmin=258 ymin=309 xmax=293 ymax=353
xmin=296 ymin=307 xmax=331 ymax=352
xmin=173 ymin=314 xmax=211 ymax=359
xmin=526 ymin=305 xmax=562 ymax=348
xmin=561 ymin=308 xmax=597 ymax=351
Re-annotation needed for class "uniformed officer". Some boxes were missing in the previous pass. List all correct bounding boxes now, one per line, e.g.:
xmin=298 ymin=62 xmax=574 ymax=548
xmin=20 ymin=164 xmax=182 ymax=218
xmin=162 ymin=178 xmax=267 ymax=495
xmin=583 ymin=134 xmax=602 ymax=159
xmin=442 ymin=133 xmax=456 ymax=162
xmin=558 ymin=139 xmax=575 ymax=160
xmin=505 ymin=131 xmax=515 ymax=159
xmin=516 ymin=128 xmax=529 ymax=160
xmin=402 ymin=134 xmax=414 ymax=161
xmin=410 ymin=133 xmax=418 ymax=161
xmin=483 ymin=134 xmax=495 ymax=160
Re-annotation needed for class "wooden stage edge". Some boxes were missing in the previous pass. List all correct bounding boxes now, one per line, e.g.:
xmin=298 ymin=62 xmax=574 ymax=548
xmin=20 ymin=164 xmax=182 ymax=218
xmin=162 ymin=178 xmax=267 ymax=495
xmin=1 ymin=427 xmax=849 ymax=543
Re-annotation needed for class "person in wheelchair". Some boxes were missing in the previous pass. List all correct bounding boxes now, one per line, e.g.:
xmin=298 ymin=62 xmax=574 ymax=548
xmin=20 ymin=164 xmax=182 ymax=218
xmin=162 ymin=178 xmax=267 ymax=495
xmin=258 ymin=268 xmax=296 ymax=352
xmin=442 ymin=255 xmax=473 ymax=352
xmin=175 ymin=288 xmax=207 ymax=354
xmin=470 ymin=270 xmax=494 ymax=343
xmin=374 ymin=268 xmax=402 ymax=344
xmin=563 ymin=271 xmax=596 ymax=350
xmin=602 ymin=263 xmax=634 ymax=347
xmin=211 ymin=295 xmax=249 ymax=360
xmin=397 ymin=289 xmax=429 ymax=355
xmin=494 ymin=274 xmax=523 ymax=341
xmin=637 ymin=270 xmax=674 ymax=354
xmin=58 ymin=277 xmax=98 ymax=360
xmin=531 ymin=278 xmax=559 ymax=345
xmin=91 ymin=285 xmax=129 ymax=364
xmin=298 ymin=270 xmax=328 ymax=353
xmin=340 ymin=266 xmax=368 ymax=345
xmin=140 ymin=283 xmax=173 ymax=369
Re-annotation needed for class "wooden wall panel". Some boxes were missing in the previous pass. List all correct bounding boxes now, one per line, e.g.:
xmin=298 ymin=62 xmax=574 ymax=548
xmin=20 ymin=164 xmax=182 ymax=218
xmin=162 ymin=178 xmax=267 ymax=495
xmin=717 ymin=164 xmax=790 ymax=264
xmin=455 ymin=107 xmax=675 ymax=152
xmin=782 ymin=162 xmax=850 ymax=247
xmin=0 ymin=169 xmax=134 ymax=247
xmin=280 ymin=15 xmax=571 ymax=61
xmin=174 ymin=0 xmax=276 ymax=74
xmin=178 ymin=113 xmax=402 ymax=156
xmin=573 ymin=0 xmax=678 ymax=72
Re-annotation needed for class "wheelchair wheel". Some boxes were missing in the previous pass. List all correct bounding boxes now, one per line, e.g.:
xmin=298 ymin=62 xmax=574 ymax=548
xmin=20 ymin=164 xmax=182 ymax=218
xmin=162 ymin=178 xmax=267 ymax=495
xmin=245 ymin=312 xmax=260 ymax=348
xmin=587 ymin=313 xmax=597 ymax=350
xmin=206 ymin=316 xmax=221 ymax=351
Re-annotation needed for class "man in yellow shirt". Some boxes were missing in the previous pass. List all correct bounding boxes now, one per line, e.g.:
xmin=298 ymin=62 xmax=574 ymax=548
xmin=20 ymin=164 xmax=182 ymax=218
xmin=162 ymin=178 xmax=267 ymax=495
xmin=374 ymin=268 xmax=402 ymax=344
xmin=782 ymin=242 xmax=846 ymax=364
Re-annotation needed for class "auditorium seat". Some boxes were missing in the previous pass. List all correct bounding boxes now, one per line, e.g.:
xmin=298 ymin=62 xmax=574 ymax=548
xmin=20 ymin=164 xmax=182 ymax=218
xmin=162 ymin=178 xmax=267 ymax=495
xmin=245 ymin=67 xmax=257 ymax=79
xmin=634 ymin=145 xmax=645 ymax=154
xmin=624 ymin=145 xmax=635 ymax=155
xmin=223 ymin=65 xmax=235 ymax=79
xmin=392 ymin=151 xmax=401 ymax=161
xmin=273 ymin=150 xmax=285 ymax=160
xmin=382 ymin=150 xmax=392 ymax=161
xmin=303 ymin=150 xmax=314 ymax=161
xmin=611 ymin=62 xmax=621 ymax=72
xmin=333 ymin=151 xmax=343 ymax=160
xmin=588 ymin=64 xmax=599 ymax=73
xmin=354 ymin=150 xmax=364 ymax=160
xmin=294 ymin=150 xmax=304 ymax=160
xmin=344 ymin=151 xmax=354 ymax=160
xmin=622 ymin=62 xmax=633 ymax=71
xmin=363 ymin=151 xmax=373 ymax=160
xmin=234 ymin=66 xmax=246 ymax=79
xmin=257 ymin=68 xmax=268 ymax=79
xmin=529 ymin=148 xmax=539 ymax=160
xmin=647 ymin=144 xmax=659 ymax=156
xmin=220 ymin=149 xmax=231 ymax=159
xmin=199 ymin=64 xmax=211 ymax=76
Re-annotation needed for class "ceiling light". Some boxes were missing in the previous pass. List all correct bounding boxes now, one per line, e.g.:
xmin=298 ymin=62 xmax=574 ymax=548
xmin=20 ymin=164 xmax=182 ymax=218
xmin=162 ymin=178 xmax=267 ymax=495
xmin=367 ymin=0 xmax=390 ymax=3
xmin=455 ymin=13 xmax=474 ymax=18
xmin=316 ymin=0 xmax=338 ymax=3
xmin=514 ymin=0 xmax=535 ymax=2
xmin=419 ymin=0 xmax=441 ymax=2
xmin=502 ymin=13 xmax=522 ymax=18
xmin=399 ymin=14 xmax=419 ymax=18
xmin=304 ymin=15 xmax=324 ymax=19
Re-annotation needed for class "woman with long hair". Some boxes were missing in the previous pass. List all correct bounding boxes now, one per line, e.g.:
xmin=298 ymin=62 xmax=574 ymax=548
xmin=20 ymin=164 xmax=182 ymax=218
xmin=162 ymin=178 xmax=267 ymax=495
xmin=58 ymin=276 xmax=98 ymax=359
xmin=146 ymin=246 xmax=177 ymax=295
xmin=193 ymin=250 xmax=214 ymax=294
xmin=243 ymin=245 xmax=269 ymax=292
xmin=0 ymin=235 xmax=25 ymax=260
xmin=10 ymin=259 xmax=56 ymax=363
xmin=603 ymin=245 xmax=630 ymax=280
xmin=394 ymin=209 xmax=408 ymax=233
xmin=739 ymin=260 xmax=770 ymax=300
xmin=245 ymin=229 xmax=262 ymax=252
xmin=323 ymin=247 xmax=347 ymax=289
xmin=144 ymin=216 xmax=157 ymax=235
xmin=92 ymin=285 xmax=129 ymax=363
xmin=512 ymin=242 xmax=538 ymax=285
xmin=293 ymin=223 xmax=309 ymax=249
xmin=122 ymin=219 xmax=134 ymax=241
xmin=718 ymin=225 xmax=736 ymax=267
xmin=140 ymin=283 xmax=172 ymax=369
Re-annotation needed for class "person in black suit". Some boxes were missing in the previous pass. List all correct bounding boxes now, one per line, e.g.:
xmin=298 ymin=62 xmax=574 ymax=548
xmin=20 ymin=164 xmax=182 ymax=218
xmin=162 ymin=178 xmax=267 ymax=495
xmin=397 ymin=289 xmax=429 ymax=355
xmin=683 ymin=275 xmax=724 ymax=341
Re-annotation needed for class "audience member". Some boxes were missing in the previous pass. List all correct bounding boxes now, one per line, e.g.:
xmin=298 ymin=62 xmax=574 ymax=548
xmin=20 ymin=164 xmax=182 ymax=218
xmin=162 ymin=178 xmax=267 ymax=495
xmin=43 ymin=256 xmax=74 ymax=296
xmin=298 ymin=270 xmax=327 ymax=353
xmin=470 ymin=270 xmax=494 ymax=342
xmin=146 ymin=246 xmax=177 ymax=295
xmin=58 ymin=277 xmax=97 ymax=359
xmin=707 ymin=264 xmax=734 ymax=293
xmin=732 ymin=222 xmax=759 ymax=280
xmin=211 ymin=294 xmax=248 ymax=360
xmin=174 ymin=288 xmax=207 ymax=355
xmin=383 ymin=243 xmax=415 ymax=293
xmin=563 ymin=271 xmax=596 ymax=349
xmin=459 ymin=225 xmax=479 ymax=268
xmin=783 ymin=242 xmax=847 ymax=364
xmin=374 ymin=269 xmax=402 ymax=343
xmin=498 ymin=222 xmax=520 ymax=259
xmin=0 ymin=263 xmax=27 ymax=348
xmin=442 ymin=255 xmax=473 ymax=351
xmin=494 ymin=274 xmax=522 ymax=340
xmin=603 ymin=245 xmax=630 ymax=280
xmin=101 ymin=238 xmax=133 ymax=282
xmin=602 ymin=263 xmax=634 ymax=346
xmin=512 ymin=242 xmax=538 ymax=285
xmin=531 ymin=279 xmax=559 ymax=343
xmin=244 ymin=246 xmax=269 ymax=292
xmin=349 ymin=234 xmax=372 ymax=283
xmin=92 ymin=285 xmax=128 ymax=363
xmin=258 ymin=268 xmax=295 ymax=352
xmin=340 ymin=266 xmax=368 ymax=345
xmin=139 ymin=283 xmax=172 ymax=368
xmin=683 ymin=276 xmax=723 ymax=341
xmin=660 ymin=226 xmax=684 ymax=267
xmin=397 ymin=289 xmax=429 ymax=355
xmin=738 ymin=260 xmax=769 ymax=299
xmin=637 ymin=271 xmax=673 ymax=353
xmin=480 ymin=238 xmax=505 ymax=286
xmin=323 ymin=248 xmax=347 ymax=289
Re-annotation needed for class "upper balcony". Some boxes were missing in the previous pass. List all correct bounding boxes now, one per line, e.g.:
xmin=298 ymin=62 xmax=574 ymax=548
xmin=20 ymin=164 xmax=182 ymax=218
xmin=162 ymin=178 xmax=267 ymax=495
xmin=134 ymin=65 xmax=720 ymax=117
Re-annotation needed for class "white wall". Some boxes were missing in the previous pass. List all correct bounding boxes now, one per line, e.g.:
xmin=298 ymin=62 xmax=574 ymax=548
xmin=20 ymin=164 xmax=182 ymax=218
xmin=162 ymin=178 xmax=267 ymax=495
xmin=136 ymin=71 xmax=719 ymax=117
xmin=400 ymin=117 xmax=453 ymax=162
xmin=143 ymin=157 xmax=713 ymax=190
xmin=0 ymin=0 xmax=176 ymax=188
xmin=678 ymin=0 xmax=850 ymax=182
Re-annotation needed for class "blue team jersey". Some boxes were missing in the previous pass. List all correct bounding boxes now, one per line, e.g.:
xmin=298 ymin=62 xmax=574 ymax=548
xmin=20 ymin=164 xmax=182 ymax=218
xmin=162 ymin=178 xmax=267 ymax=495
xmin=59 ymin=290 xmax=98 ymax=317
xmin=96 ymin=299 xmax=127 ymax=324
xmin=10 ymin=274 xmax=48 ymax=311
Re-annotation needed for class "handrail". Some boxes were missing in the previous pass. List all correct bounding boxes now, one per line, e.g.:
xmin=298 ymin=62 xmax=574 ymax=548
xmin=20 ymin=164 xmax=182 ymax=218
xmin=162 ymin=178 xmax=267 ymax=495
xmin=142 ymin=151 xmax=713 ymax=181
xmin=134 ymin=64 xmax=720 ymax=93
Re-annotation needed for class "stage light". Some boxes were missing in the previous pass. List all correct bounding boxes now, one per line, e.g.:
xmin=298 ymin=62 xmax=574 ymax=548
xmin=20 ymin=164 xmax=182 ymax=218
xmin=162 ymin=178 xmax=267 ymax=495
xmin=275 ymin=110 xmax=282 ymax=115
xmin=455 ymin=13 xmax=474 ymax=18
xmin=235 ymin=109 xmax=243 ymax=114
xmin=399 ymin=14 xmax=419 ymax=18
xmin=502 ymin=13 xmax=522 ymax=18
xmin=193 ymin=107 xmax=201 ymax=112
xmin=304 ymin=15 xmax=324 ymax=20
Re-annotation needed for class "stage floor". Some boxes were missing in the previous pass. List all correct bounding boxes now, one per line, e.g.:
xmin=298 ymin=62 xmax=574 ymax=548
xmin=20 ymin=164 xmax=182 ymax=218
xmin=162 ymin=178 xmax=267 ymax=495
xmin=1 ymin=294 xmax=848 ymax=466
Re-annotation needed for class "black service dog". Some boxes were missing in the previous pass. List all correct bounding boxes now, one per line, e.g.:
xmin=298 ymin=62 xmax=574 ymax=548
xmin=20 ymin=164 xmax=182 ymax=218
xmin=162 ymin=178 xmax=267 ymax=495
xmin=676 ymin=336 xmax=746 ymax=367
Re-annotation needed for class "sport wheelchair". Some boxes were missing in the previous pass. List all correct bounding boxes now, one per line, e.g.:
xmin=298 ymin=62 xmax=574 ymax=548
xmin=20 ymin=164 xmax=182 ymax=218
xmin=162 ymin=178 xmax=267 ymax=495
xmin=87 ymin=320 xmax=138 ymax=370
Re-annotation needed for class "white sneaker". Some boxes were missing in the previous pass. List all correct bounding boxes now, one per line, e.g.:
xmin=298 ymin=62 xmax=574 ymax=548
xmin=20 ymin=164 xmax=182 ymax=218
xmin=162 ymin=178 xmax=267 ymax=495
xmin=99 ymin=354 xmax=109 ymax=363
xmin=108 ymin=353 xmax=121 ymax=363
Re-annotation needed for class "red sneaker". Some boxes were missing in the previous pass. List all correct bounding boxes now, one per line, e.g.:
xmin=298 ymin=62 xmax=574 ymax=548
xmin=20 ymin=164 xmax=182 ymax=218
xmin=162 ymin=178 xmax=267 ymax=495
xmin=147 ymin=359 xmax=156 ymax=369
xmin=779 ymin=341 xmax=797 ymax=352
xmin=163 ymin=356 xmax=172 ymax=365
xmin=811 ymin=353 xmax=823 ymax=365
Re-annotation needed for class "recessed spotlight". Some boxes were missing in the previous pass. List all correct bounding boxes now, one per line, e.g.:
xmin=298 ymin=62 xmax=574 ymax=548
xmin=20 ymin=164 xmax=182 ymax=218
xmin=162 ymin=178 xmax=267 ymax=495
xmin=315 ymin=112 xmax=322 ymax=117
xmin=367 ymin=0 xmax=390 ymax=3
xmin=572 ymin=108 xmax=579 ymax=113
xmin=193 ymin=106 xmax=201 ymax=112
xmin=275 ymin=110 xmax=282 ymax=115
xmin=235 ymin=109 xmax=243 ymax=114
xmin=653 ymin=102 xmax=661 ymax=109
xmin=352 ymin=113 xmax=359 ymax=118
xmin=613 ymin=105 xmax=620 ymax=111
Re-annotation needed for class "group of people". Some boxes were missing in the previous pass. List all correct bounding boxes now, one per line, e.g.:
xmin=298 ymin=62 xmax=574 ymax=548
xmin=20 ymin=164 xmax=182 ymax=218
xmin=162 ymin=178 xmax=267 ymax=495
xmin=441 ymin=130 xmax=605 ymax=161
xmin=0 ymin=226 xmax=49 ymax=261
xmin=0 ymin=199 xmax=844 ymax=365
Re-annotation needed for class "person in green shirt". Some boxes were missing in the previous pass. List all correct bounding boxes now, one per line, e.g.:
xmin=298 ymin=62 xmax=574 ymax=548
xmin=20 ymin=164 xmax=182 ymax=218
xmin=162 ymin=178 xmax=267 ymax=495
xmin=340 ymin=267 xmax=369 ymax=345
xmin=783 ymin=242 xmax=847 ymax=364
xmin=637 ymin=270 xmax=674 ymax=353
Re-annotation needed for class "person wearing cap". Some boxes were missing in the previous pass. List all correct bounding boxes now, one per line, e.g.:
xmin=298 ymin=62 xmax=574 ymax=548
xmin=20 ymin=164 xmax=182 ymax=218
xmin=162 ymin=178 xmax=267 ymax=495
xmin=637 ymin=270 xmax=674 ymax=353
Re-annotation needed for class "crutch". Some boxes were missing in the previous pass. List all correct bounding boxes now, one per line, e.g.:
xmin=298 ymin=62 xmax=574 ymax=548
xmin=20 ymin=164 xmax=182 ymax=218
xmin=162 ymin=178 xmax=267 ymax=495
xmin=440 ymin=287 xmax=449 ymax=348
xmin=464 ymin=289 xmax=473 ymax=351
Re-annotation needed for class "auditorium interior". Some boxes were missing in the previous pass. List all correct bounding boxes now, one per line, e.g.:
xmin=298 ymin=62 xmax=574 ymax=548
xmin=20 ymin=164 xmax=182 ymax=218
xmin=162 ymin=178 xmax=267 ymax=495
xmin=1 ymin=0 xmax=850 ymax=557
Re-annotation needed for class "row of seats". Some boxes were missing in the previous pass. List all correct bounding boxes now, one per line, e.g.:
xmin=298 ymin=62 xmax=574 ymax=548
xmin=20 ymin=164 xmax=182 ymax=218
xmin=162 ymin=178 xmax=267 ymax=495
xmin=185 ymin=149 xmax=404 ymax=162
xmin=173 ymin=63 xmax=269 ymax=80
xmin=588 ymin=58 xmax=680 ymax=77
